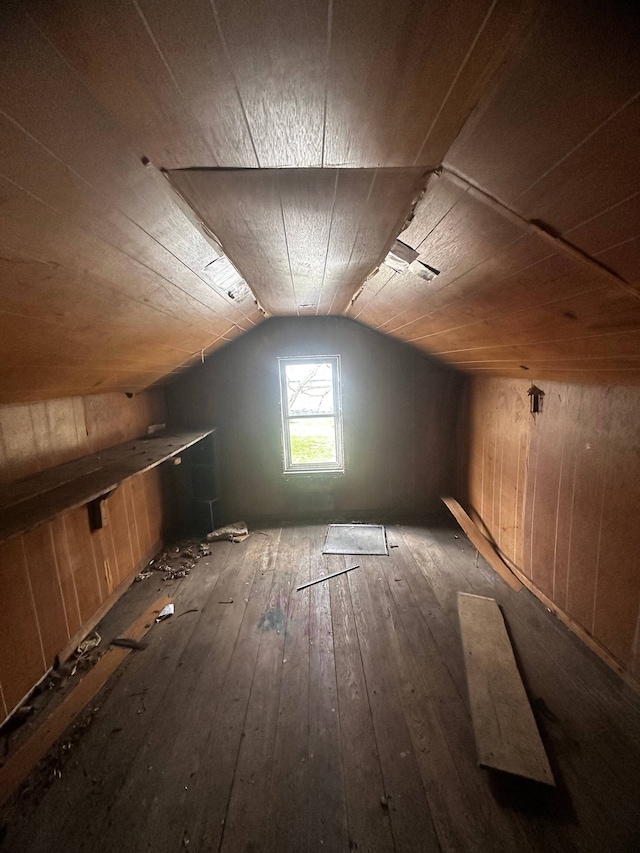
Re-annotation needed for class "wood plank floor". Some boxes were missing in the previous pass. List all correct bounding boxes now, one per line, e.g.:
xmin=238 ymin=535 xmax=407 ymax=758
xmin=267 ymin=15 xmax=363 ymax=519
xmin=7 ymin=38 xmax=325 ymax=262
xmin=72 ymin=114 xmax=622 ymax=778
xmin=2 ymin=522 xmax=640 ymax=852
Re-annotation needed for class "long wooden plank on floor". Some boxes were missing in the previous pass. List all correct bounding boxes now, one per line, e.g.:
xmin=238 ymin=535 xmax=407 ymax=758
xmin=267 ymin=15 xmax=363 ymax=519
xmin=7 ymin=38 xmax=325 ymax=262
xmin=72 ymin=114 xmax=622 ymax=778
xmin=0 ymin=595 xmax=172 ymax=809
xmin=442 ymin=497 xmax=522 ymax=591
xmin=384 ymin=530 xmax=536 ymax=853
xmin=457 ymin=592 xmax=554 ymax=785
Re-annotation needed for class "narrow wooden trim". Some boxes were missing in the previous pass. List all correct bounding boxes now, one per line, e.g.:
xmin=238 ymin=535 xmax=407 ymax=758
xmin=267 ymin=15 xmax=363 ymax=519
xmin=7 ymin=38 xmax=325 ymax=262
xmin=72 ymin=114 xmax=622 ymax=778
xmin=20 ymin=538 xmax=47 ymax=672
xmin=507 ymin=561 xmax=640 ymax=696
xmin=0 ymin=680 xmax=7 ymax=720
xmin=441 ymin=497 xmax=523 ymax=591
xmin=48 ymin=523 xmax=71 ymax=640
xmin=0 ymin=595 xmax=172 ymax=809
xmin=1 ymin=540 xmax=162 ymax=728
xmin=58 ymin=539 xmax=161 ymax=664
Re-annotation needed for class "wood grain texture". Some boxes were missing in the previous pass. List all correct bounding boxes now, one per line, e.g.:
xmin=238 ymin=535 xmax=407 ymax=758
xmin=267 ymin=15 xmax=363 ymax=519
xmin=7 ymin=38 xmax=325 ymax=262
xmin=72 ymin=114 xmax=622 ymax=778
xmin=168 ymin=168 xmax=427 ymax=316
xmin=0 ymin=0 xmax=637 ymax=394
xmin=0 ymin=430 xmax=211 ymax=544
xmin=461 ymin=376 xmax=640 ymax=681
xmin=442 ymin=497 xmax=522 ymax=590
xmin=353 ymin=170 xmax=640 ymax=384
xmin=3 ymin=524 xmax=640 ymax=852
xmin=0 ymin=390 xmax=169 ymax=726
xmin=0 ymin=595 xmax=172 ymax=810
xmin=0 ymin=4 xmax=260 ymax=400
xmin=458 ymin=592 xmax=554 ymax=784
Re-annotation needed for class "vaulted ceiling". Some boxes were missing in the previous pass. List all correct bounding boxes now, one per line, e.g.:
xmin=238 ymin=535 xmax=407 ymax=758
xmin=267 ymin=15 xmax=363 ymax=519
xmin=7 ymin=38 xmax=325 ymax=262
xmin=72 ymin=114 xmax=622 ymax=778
xmin=0 ymin=0 xmax=638 ymax=402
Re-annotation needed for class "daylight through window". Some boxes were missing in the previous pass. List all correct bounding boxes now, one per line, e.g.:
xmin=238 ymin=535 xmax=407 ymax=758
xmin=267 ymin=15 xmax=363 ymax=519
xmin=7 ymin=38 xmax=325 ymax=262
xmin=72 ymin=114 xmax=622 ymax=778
xmin=278 ymin=356 xmax=344 ymax=473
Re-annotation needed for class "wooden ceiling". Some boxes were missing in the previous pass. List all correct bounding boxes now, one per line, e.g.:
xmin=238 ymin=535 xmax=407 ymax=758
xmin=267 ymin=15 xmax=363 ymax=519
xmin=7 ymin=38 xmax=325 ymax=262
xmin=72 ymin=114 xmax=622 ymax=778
xmin=350 ymin=0 xmax=640 ymax=383
xmin=168 ymin=168 xmax=427 ymax=315
xmin=0 ymin=0 xmax=638 ymax=400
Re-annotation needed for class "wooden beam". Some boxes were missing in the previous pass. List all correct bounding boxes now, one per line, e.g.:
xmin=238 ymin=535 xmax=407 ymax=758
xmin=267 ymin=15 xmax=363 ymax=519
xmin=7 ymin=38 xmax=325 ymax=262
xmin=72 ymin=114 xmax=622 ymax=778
xmin=0 ymin=596 xmax=172 ymax=809
xmin=458 ymin=592 xmax=554 ymax=785
xmin=441 ymin=497 xmax=522 ymax=591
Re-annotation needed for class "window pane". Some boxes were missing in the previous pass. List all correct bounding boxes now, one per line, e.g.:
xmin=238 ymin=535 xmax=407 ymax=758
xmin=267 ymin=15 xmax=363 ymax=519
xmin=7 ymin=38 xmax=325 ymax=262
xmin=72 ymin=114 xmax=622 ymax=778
xmin=285 ymin=362 xmax=334 ymax=416
xmin=289 ymin=417 xmax=336 ymax=465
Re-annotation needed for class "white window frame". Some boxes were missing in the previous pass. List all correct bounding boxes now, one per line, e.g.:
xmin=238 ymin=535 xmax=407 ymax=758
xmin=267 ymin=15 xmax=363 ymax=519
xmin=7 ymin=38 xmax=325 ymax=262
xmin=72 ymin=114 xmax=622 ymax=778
xmin=278 ymin=355 xmax=344 ymax=474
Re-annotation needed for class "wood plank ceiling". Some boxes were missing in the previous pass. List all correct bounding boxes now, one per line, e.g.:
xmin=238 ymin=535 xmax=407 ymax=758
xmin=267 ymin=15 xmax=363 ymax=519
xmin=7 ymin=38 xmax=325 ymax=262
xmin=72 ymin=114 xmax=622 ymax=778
xmin=167 ymin=168 xmax=428 ymax=315
xmin=0 ymin=0 xmax=638 ymax=401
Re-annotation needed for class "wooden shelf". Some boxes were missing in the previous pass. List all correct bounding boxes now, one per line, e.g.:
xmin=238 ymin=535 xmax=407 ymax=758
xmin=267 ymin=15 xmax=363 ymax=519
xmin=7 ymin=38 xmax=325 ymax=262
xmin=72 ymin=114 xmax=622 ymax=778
xmin=0 ymin=430 xmax=213 ymax=544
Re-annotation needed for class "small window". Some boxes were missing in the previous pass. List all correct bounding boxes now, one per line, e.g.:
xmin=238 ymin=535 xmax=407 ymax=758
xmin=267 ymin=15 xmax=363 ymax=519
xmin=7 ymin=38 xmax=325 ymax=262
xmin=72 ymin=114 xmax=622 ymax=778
xmin=278 ymin=356 xmax=344 ymax=474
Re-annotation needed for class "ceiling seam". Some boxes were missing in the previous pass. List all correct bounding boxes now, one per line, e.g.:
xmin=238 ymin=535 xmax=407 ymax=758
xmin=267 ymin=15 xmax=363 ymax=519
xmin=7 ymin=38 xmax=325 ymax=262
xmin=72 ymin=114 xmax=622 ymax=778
xmin=320 ymin=0 xmax=334 ymax=168
xmin=513 ymin=89 xmax=640 ymax=202
xmin=208 ymin=0 xmax=261 ymax=167
xmin=315 ymin=169 xmax=339 ymax=315
xmin=412 ymin=0 xmax=499 ymax=166
xmin=441 ymin=167 xmax=640 ymax=303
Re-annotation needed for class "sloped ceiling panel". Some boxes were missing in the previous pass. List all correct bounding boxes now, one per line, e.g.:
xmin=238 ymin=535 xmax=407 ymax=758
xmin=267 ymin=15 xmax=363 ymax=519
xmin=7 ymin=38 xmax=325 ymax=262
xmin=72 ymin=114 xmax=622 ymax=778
xmin=350 ymin=172 xmax=640 ymax=384
xmin=168 ymin=168 xmax=428 ymax=316
xmin=0 ymin=0 xmax=528 ymax=401
xmin=0 ymin=0 xmax=638 ymax=399
xmin=348 ymin=0 xmax=640 ymax=384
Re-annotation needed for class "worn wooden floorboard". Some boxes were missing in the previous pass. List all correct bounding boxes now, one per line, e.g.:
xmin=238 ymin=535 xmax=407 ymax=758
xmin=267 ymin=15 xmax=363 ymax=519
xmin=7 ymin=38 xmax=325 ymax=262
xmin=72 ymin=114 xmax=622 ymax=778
xmin=346 ymin=553 xmax=441 ymax=853
xmin=427 ymin=524 xmax=640 ymax=851
xmin=379 ymin=537 xmax=536 ymax=853
xmin=430 ymin=525 xmax=640 ymax=764
xmin=177 ymin=528 xmax=284 ymax=852
xmin=217 ymin=524 xmax=299 ymax=852
xmin=0 ymin=541 xmax=235 ymax=853
xmin=307 ymin=532 xmax=350 ymax=852
xmin=93 ymin=533 xmax=269 ymax=853
xmin=457 ymin=593 xmax=555 ymax=785
xmin=330 ymin=561 xmax=395 ymax=853
xmin=263 ymin=526 xmax=312 ymax=853
xmin=2 ymin=524 xmax=640 ymax=853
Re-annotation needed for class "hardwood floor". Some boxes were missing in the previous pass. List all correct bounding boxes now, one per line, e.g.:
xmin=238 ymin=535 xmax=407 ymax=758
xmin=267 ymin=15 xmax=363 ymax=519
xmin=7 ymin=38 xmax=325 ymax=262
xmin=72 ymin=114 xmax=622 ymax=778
xmin=2 ymin=522 xmax=640 ymax=852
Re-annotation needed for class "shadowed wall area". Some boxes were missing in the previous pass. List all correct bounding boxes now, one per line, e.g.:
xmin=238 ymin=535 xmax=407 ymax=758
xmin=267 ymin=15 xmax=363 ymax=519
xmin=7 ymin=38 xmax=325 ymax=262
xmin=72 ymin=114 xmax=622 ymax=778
xmin=167 ymin=317 xmax=462 ymax=521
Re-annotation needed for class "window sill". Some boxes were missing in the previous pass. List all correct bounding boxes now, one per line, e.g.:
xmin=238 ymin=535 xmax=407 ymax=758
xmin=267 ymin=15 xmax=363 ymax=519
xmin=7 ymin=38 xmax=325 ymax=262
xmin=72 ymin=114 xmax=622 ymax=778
xmin=283 ymin=469 xmax=345 ymax=480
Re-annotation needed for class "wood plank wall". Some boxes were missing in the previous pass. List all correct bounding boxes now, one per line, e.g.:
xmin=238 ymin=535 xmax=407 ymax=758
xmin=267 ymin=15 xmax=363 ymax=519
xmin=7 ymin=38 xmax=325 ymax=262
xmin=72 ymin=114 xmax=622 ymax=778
xmin=0 ymin=390 xmax=167 ymax=723
xmin=461 ymin=377 xmax=640 ymax=681
xmin=167 ymin=317 xmax=462 ymax=521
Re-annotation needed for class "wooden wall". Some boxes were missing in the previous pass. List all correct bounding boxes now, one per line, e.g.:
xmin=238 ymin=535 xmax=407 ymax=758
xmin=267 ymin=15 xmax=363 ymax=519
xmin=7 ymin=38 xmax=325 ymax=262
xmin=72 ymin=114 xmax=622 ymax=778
xmin=167 ymin=317 xmax=461 ymax=521
xmin=461 ymin=376 xmax=640 ymax=681
xmin=0 ymin=390 xmax=167 ymax=723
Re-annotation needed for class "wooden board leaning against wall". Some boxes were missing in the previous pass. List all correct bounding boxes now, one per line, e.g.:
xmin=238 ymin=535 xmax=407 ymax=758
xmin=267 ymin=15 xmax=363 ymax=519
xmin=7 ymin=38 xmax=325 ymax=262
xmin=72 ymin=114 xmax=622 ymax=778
xmin=0 ymin=390 xmax=168 ymax=724
xmin=459 ymin=375 xmax=640 ymax=686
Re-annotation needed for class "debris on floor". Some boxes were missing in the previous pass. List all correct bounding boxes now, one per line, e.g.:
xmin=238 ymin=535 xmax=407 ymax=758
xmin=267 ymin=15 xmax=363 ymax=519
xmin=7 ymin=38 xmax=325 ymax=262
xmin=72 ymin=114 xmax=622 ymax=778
xmin=76 ymin=631 xmax=101 ymax=657
xmin=155 ymin=603 xmax=174 ymax=623
xmin=207 ymin=520 xmax=249 ymax=543
xmin=134 ymin=570 xmax=153 ymax=582
xmin=0 ymin=597 xmax=171 ymax=810
xmin=297 ymin=564 xmax=360 ymax=591
xmin=144 ymin=538 xmax=214 ymax=582
xmin=110 ymin=638 xmax=148 ymax=651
